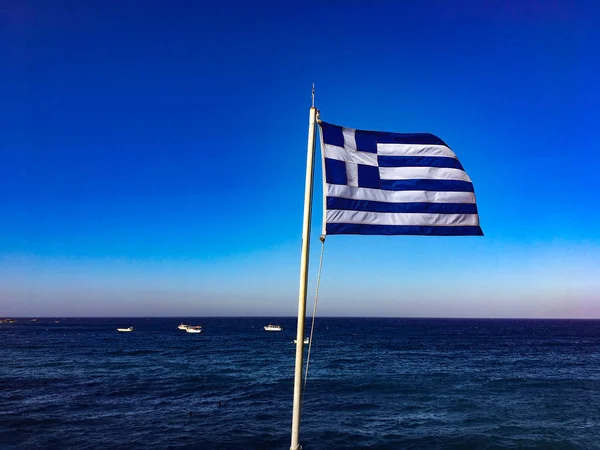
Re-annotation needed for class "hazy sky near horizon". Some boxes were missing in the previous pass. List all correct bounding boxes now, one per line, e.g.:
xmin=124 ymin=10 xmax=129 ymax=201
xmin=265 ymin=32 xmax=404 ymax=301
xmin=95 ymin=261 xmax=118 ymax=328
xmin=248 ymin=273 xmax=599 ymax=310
xmin=1 ymin=1 xmax=599 ymax=318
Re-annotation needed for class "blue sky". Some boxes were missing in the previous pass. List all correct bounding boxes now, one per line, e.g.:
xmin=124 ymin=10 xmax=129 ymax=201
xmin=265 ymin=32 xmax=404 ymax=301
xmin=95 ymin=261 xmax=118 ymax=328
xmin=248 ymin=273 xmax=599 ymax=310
xmin=1 ymin=1 xmax=599 ymax=317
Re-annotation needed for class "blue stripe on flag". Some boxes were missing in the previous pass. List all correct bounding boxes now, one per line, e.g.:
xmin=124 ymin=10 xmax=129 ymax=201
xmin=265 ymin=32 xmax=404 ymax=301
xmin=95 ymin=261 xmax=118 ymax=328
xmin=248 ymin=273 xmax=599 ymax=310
xmin=320 ymin=122 xmax=344 ymax=147
xmin=326 ymin=223 xmax=484 ymax=236
xmin=324 ymin=158 xmax=347 ymax=185
xmin=374 ymin=131 xmax=448 ymax=146
xmin=357 ymin=164 xmax=381 ymax=188
xmin=319 ymin=122 xmax=449 ymax=148
xmin=380 ymin=179 xmax=474 ymax=192
xmin=327 ymin=197 xmax=478 ymax=214
xmin=378 ymin=155 xmax=464 ymax=170
xmin=354 ymin=130 xmax=378 ymax=153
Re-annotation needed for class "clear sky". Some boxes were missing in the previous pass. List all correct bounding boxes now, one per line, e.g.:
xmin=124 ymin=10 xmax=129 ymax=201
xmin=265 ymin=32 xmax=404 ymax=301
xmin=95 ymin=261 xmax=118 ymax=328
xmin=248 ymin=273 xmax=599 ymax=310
xmin=1 ymin=1 xmax=599 ymax=318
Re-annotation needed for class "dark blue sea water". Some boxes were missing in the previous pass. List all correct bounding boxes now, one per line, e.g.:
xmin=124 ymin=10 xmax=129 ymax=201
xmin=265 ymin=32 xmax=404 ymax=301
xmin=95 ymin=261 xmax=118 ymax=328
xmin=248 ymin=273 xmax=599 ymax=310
xmin=1 ymin=318 xmax=600 ymax=449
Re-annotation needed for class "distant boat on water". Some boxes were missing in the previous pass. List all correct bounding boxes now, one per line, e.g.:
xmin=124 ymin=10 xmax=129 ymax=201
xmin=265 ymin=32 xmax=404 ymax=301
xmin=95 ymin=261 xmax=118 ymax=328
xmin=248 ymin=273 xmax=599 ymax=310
xmin=177 ymin=323 xmax=190 ymax=330
xmin=264 ymin=324 xmax=283 ymax=332
xmin=293 ymin=338 xmax=309 ymax=344
xmin=185 ymin=326 xmax=202 ymax=334
xmin=117 ymin=327 xmax=134 ymax=332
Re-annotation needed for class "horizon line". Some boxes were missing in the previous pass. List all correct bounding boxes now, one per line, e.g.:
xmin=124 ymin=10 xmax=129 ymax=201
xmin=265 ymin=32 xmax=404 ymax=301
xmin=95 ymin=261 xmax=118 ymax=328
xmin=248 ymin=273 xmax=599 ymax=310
xmin=3 ymin=316 xmax=600 ymax=320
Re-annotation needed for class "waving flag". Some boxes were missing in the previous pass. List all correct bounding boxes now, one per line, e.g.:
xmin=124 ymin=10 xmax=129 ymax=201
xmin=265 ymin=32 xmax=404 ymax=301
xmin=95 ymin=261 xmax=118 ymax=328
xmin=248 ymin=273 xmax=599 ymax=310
xmin=319 ymin=121 xmax=483 ymax=236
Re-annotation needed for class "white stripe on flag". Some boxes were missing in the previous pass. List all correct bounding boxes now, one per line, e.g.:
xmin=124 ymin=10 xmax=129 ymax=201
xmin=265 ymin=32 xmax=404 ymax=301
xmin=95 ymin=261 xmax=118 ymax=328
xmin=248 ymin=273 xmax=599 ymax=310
xmin=327 ymin=210 xmax=479 ymax=226
xmin=322 ymin=143 xmax=378 ymax=166
xmin=326 ymin=184 xmax=477 ymax=204
xmin=346 ymin=162 xmax=359 ymax=187
xmin=342 ymin=128 xmax=357 ymax=151
xmin=379 ymin=166 xmax=472 ymax=182
xmin=376 ymin=143 xmax=457 ymax=158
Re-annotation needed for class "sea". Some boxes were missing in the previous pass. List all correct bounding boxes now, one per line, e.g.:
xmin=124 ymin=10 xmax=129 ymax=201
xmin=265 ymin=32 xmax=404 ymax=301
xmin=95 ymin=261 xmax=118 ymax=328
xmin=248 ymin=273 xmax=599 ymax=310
xmin=1 ymin=318 xmax=599 ymax=449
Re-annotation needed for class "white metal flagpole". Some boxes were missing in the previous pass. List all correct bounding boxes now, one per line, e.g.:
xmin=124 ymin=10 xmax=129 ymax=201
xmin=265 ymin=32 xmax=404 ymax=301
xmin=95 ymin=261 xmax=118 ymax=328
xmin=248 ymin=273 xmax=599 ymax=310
xmin=290 ymin=86 xmax=317 ymax=450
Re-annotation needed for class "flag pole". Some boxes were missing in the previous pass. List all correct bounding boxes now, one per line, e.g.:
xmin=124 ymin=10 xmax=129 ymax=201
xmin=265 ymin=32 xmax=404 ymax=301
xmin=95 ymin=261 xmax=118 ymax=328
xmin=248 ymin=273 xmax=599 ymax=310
xmin=290 ymin=85 xmax=317 ymax=450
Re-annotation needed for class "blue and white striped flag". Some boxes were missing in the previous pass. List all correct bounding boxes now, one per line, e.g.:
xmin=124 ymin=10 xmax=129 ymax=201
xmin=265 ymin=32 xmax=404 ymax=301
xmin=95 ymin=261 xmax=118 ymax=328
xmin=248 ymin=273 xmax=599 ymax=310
xmin=319 ymin=121 xmax=483 ymax=236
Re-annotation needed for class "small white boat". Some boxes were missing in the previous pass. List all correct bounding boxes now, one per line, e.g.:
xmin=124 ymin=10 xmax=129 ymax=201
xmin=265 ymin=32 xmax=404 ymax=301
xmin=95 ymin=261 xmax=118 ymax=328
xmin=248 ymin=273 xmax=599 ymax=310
xmin=177 ymin=323 xmax=189 ymax=330
xmin=293 ymin=338 xmax=310 ymax=344
xmin=264 ymin=324 xmax=283 ymax=332
xmin=186 ymin=326 xmax=202 ymax=334
xmin=117 ymin=327 xmax=134 ymax=332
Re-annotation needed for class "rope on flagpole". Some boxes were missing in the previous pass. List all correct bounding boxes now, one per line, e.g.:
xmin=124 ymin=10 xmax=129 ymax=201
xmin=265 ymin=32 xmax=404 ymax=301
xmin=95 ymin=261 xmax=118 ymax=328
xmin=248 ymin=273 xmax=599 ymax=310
xmin=302 ymin=234 xmax=326 ymax=401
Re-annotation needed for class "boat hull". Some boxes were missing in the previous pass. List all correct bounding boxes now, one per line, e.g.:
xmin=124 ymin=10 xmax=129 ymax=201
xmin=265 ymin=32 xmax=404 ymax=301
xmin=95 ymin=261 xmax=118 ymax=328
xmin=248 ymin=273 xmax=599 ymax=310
xmin=185 ymin=326 xmax=202 ymax=333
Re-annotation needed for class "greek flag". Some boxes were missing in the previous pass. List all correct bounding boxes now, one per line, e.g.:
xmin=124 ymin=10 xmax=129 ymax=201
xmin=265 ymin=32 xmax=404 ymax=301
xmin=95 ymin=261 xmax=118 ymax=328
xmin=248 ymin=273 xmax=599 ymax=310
xmin=319 ymin=121 xmax=483 ymax=236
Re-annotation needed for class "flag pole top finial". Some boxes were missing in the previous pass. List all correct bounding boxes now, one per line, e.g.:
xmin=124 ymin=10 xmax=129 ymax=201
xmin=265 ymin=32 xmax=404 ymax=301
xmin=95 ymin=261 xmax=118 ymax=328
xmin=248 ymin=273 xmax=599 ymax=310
xmin=312 ymin=83 xmax=315 ymax=108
